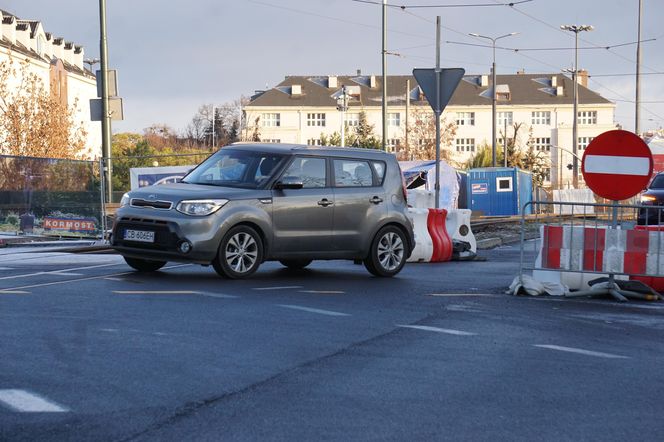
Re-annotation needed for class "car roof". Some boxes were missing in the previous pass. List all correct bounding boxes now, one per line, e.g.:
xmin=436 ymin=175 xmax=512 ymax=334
xmin=225 ymin=142 xmax=393 ymax=160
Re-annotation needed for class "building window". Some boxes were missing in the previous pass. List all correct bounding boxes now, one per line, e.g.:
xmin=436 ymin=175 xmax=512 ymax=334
xmin=455 ymin=138 xmax=476 ymax=152
xmin=264 ymin=139 xmax=281 ymax=143
xmin=496 ymin=177 xmax=513 ymax=192
xmin=388 ymin=113 xmax=401 ymax=127
xmin=531 ymin=111 xmax=551 ymax=125
xmin=307 ymin=138 xmax=322 ymax=146
xmin=386 ymin=139 xmax=401 ymax=149
xmin=497 ymin=112 xmax=513 ymax=126
xmin=578 ymin=137 xmax=594 ymax=150
xmin=418 ymin=138 xmax=433 ymax=146
xmin=307 ymin=113 xmax=326 ymax=127
xmin=534 ymin=137 xmax=551 ymax=152
xmin=456 ymin=112 xmax=475 ymax=126
xmin=542 ymin=168 xmax=551 ymax=183
xmin=578 ymin=111 xmax=597 ymax=125
xmin=260 ymin=113 xmax=280 ymax=127
xmin=345 ymin=113 xmax=360 ymax=127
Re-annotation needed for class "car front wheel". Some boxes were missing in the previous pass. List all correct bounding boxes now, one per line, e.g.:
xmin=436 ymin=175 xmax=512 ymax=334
xmin=123 ymin=256 xmax=167 ymax=272
xmin=213 ymin=225 xmax=263 ymax=279
xmin=363 ymin=226 xmax=408 ymax=277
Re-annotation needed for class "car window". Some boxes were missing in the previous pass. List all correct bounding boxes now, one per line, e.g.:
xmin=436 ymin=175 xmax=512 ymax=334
xmin=651 ymin=174 xmax=664 ymax=189
xmin=183 ymin=149 xmax=284 ymax=189
xmin=282 ymin=157 xmax=327 ymax=188
xmin=333 ymin=159 xmax=374 ymax=187
xmin=371 ymin=161 xmax=386 ymax=183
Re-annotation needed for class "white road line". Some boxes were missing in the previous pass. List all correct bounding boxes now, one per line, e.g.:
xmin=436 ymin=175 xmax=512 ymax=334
xmin=278 ymin=304 xmax=350 ymax=317
xmin=199 ymin=292 xmax=238 ymax=299
xmin=0 ymin=290 xmax=30 ymax=294
xmin=252 ymin=286 xmax=303 ymax=291
xmin=49 ymin=272 xmax=84 ymax=277
xmin=0 ymin=263 xmax=121 ymax=281
xmin=534 ymin=345 xmax=629 ymax=359
xmin=0 ymin=389 xmax=69 ymax=412
xmin=397 ymin=324 xmax=477 ymax=336
xmin=104 ymin=277 xmax=125 ymax=281
xmin=114 ymin=290 xmax=199 ymax=295
xmin=0 ymin=264 xmax=190 ymax=292
xmin=0 ymin=267 xmax=13 ymax=270
xmin=299 ymin=290 xmax=345 ymax=294
xmin=427 ymin=293 xmax=497 ymax=297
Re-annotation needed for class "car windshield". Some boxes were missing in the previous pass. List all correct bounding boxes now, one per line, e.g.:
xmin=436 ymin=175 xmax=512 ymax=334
xmin=182 ymin=149 xmax=285 ymax=189
xmin=651 ymin=174 xmax=664 ymax=189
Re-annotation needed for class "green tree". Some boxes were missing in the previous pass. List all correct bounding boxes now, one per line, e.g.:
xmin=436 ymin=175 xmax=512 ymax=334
xmin=353 ymin=111 xmax=381 ymax=149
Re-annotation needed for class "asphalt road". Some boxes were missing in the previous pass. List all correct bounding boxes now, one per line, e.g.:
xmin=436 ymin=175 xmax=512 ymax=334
xmin=1 ymin=244 xmax=663 ymax=441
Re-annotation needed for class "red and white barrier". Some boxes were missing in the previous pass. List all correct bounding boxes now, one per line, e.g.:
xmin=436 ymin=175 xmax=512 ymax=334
xmin=445 ymin=209 xmax=476 ymax=253
xmin=406 ymin=208 xmax=453 ymax=263
xmin=533 ymin=224 xmax=664 ymax=290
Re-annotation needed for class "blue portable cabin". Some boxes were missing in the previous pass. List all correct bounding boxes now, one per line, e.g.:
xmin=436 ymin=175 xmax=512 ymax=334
xmin=467 ymin=167 xmax=533 ymax=216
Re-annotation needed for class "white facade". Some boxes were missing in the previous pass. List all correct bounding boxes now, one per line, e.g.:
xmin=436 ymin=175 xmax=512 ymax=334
xmin=245 ymin=74 xmax=616 ymax=189
xmin=0 ymin=11 xmax=101 ymax=158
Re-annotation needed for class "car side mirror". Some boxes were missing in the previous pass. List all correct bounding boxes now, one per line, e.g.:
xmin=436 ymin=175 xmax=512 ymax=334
xmin=275 ymin=176 xmax=304 ymax=190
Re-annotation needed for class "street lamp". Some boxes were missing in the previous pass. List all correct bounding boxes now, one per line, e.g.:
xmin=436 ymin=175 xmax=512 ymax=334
xmin=560 ymin=24 xmax=594 ymax=189
xmin=83 ymin=58 xmax=100 ymax=72
xmin=336 ymin=85 xmax=350 ymax=147
xmin=469 ymin=32 xmax=519 ymax=167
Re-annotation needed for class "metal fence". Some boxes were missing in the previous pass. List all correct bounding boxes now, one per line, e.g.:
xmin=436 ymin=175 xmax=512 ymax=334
xmin=0 ymin=155 xmax=103 ymax=238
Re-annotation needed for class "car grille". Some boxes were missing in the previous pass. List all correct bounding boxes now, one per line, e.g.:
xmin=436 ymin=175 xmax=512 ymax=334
xmin=130 ymin=198 xmax=173 ymax=210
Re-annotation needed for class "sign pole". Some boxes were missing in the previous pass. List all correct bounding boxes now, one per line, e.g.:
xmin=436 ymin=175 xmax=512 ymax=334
xmin=434 ymin=16 xmax=441 ymax=209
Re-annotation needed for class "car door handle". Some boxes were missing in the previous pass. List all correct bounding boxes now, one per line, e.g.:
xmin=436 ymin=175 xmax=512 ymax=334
xmin=317 ymin=198 xmax=333 ymax=207
xmin=369 ymin=196 xmax=383 ymax=204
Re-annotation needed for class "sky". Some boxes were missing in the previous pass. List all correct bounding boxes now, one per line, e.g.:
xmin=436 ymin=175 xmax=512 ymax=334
xmin=4 ymin=0 xmax=664 ymax=135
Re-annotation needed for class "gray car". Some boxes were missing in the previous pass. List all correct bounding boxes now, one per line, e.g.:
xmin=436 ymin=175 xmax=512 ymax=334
xmin=111 ymin=143 xmax=414 ymax=278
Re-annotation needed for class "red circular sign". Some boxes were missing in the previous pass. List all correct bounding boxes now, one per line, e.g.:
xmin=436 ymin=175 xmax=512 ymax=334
xmin=581 ymin=130 xmax=653 ymax=200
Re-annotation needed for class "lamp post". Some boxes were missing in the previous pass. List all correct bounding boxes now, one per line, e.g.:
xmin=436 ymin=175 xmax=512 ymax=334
xmin=469 ymin=32 xmax=518 ymax=167
xmin=336 ymin=85 xmax=350 ymax=147
xmin=560 ymin=24 xmax=594 ymax=189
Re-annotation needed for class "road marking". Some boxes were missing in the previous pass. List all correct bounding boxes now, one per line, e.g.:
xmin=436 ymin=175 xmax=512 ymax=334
xmin=49 ymin=272 xmax=84 ymax=277
xmin=299 ymin=290 xmax=345 ymax=294
xmin=278 ymin=304 xmax=350 ymax=317
xmin=199 ymin=291 xmax=238 ymax=299
xmin=427 ymin=293 xmax=497 ymax=297
xmin=104 ymin=277 xmax=125 ymax=281
xmin=0 ymin=389 xmax=69 ymax=412
xmin=0 ymin=264 xmax=191 ymax=292
xmin=114 ymin=290 xmax=200 ymax=295
xmin=0 ymin=290 xmax=30 ymax=294
xmin=0 ymin=267 xmax=13 ymax=270
xmin=533 ymin=345 xmax=629 ymax=359
xmin=397 ymin=324 xmax=477 ymax=336
xmin=252 ymin=286 xmax=303 ymax=291
xmin=0 ymin=263 xmax=121 ymax=281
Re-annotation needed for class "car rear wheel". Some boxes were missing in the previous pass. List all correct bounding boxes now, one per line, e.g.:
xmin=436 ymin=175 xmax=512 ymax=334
xmin=213 ymin=225 xmax=263 ymax=279
xmin=123 ymin=256 xmax=167 ymax=272
xmin=363 ymin=226 xmax=408 ymax=277
xmin=279 ymin=259 xmax=313 ymax=270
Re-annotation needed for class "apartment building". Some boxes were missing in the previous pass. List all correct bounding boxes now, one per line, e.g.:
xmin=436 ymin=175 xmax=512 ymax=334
xmin=244 ymin=72 xmax=616 ymax=189
xmin=0 ymin=10 xmax=100 ymax=157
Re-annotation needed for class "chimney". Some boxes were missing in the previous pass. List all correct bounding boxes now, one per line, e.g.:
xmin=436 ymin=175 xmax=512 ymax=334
xmin=480 ymin=75 xmax=489 ymax=87
xmin=516 ymin=69 xmax=526 ymax=75
xmin=291 ymin=84 xmax=302 ymax=95
xmin=356 ymin=69 xmax=362 ymax=75
xmin=551 ymin=76 xmax=557 ymax=88
xmin=577 ymin=69 xmax=588 ymax=87
xmin=73 ymin=45 xmax=84 ymax=69
xmin=62 ymin=41 xmax=74 ymax=66
xmin=556 ymin=86 xmax=564 ymax=96
xmin=52 ymin=37 xmax=64 ymax=60
xmin=2 ymin=15 xmax=16 ymax=45
xmin=370 ymin=75 xmax=377 ymax=89
xmin=328 ymin=76 xmax=337 ymax=88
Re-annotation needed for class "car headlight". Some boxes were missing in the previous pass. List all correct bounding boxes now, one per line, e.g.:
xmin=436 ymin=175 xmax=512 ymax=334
xmin=120 ymin=193 xmax=130 ymax=207
xmin=640 ymin=194 xmax=657 ymax=203
xmin=176 ymin=199 xmax=229 ymax=216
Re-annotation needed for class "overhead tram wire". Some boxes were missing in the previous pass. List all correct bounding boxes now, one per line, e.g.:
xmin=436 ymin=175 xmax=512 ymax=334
xmin=352 ymin=0 xmax=534 ymax=8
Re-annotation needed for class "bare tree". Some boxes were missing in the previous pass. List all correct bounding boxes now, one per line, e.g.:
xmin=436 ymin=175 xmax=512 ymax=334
xmin=400 ymin=107 xmax=457 ymax=163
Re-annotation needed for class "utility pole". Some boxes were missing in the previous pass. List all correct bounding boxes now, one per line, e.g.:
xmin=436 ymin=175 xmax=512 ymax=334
xmin=405 ymin=79 xmax=410 ymax=159
xmin=381 ymin=0 xmax=387 ymax=151
xmin=561 ymin=24 xmax=594 ymax=189
xmin=99 ymin=0 xmax=112 ymax=202
xmin=635 ymin=0 xmax=643 ymax=135
xmin=434 ymin=16 xmax=441 ymax=209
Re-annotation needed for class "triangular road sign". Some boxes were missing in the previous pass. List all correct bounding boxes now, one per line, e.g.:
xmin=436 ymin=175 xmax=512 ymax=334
xmin=412 ymin=68 xmax=465 ymax=114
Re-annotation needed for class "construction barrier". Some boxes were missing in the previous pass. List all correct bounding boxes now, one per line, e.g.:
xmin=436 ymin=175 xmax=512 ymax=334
xmin=406 ymin=208 xmax=454 ymax=263
xmin=521 ymin=201 xmax=664 ymax=293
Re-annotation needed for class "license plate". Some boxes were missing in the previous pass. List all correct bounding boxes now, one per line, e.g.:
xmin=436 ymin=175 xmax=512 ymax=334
xmin=123 ymin=229 xmax=155 ymax=243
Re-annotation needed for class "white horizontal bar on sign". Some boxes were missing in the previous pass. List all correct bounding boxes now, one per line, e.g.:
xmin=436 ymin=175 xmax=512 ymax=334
xmin=584 ymin=155 xmax=651 ymax=176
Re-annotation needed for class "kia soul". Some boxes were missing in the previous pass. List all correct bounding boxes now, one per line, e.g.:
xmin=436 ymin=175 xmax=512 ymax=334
xmin=111 ymin=143 xmax=414 ymax=278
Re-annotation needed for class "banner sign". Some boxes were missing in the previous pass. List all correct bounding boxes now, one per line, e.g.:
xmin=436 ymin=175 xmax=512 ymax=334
xmin=129 ymin=166 xmax=194 ymax=190
xmin=471 ymin=182 xmax=488 ymax=194
xmin=43 ymin=217 xmax=96 ymax=232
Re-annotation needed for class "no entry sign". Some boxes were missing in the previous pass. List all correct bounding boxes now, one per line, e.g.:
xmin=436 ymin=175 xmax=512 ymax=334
xmin=581 ymin=130 xmax=653 ymax=201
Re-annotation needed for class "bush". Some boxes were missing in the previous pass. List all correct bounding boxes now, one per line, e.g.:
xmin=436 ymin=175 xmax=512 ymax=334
xmin=5 ymin=211 xmax=18 ymax=226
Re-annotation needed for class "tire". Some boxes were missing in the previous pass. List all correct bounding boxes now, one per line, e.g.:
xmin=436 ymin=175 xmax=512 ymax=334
xmin=123 ymin=256 xmax=167 ymax=272
xmin=213 ymin=225 xmax=263 ymax=279
xmin=363 ymin=226 xmax=408 ymax=277
xmin=279 ymin=259 xmax=312 ymax=270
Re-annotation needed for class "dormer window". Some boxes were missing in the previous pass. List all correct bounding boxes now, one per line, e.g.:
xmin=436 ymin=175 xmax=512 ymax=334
xmin=36 ymin=35 xmax=45 ymax=56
